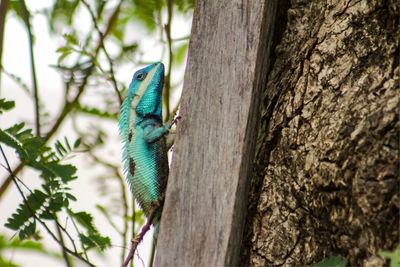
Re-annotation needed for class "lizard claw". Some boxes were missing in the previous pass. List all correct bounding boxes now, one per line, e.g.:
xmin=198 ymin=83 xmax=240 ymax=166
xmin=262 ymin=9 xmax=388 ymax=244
xmin=172 ymin=115 xmax=182 ymax=125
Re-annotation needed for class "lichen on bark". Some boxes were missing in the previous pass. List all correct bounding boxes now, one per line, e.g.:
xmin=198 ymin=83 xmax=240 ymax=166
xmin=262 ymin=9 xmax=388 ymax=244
xmin=244 ymin=0 xmax=399 ymax=266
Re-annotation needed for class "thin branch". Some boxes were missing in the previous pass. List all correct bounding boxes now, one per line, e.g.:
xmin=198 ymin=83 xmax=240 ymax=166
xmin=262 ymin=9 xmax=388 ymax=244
xmin=54 ymin=218 xmax=72 ymax=267
xmin=129 ymin=197 xmax=135 ymax=267
xmin=55 ymin=219 xmax=79 ymax=254
xmin=0 ymin=145 xmax=95 ymax=267
xmin=19 ymin=0 xmax=40 ymax=137
xmin=1 ymin=66 xmax=31 ymax=95
xmin=160 ymin=35 xmax=190 ymax=43
xmin=122 ymin=196 xmax=164 ymax=267
xmin=172 ymin=35 xmax=190 ymax=42
xmin=120 ymin=173 xmax=130 ymax=264
xmin=0 ymin=0 xmax=10 ymax=92
xmin=163 ymin=0 xmax=174 ymax=119
xmin=0 ymin=1 xmax=122 ymax=198
xmin=148 ymin=239 xmax=156 ymax=267
xmin=0 ymin=163 xmax=24 ymax=198
xmin=69 ymin=213 xmax=89 ymax=261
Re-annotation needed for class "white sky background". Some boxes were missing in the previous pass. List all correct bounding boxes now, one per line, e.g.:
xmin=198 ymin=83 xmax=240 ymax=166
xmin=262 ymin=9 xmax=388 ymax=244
xmin=0 ymin=1 xmax=191 ymax=266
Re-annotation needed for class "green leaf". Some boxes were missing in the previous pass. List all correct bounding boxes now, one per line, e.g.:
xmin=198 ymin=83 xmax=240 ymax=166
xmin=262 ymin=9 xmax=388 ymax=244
xmin=63 ymin=33 xmax=79 ymax=46
xmin=0 ymin=257 xmax=20 ymax=267
xmin=0 ymin=128 xmax=29 ymax=160
xmin=69 ymin=210 xmax=111 ymax=251
xmin=55 ymin=140 xmax=67 ymax=156
xmin=19 ymin=220 xmax=36 ymax=240
xmin=78 ymin=233 xmax=111 ymax=251
xmin=312 ymin=256 xmax=347 ymax=267
xmin=73 ymin=138 xmax=81 ymax=149
xmin=9 ymin=2 xmax=25 ymax=24
xmin=69 ymin=211 xmax=97 ymax=232
xmin=0 ymin=123 xmax=45 ymax=162
xmin=66 ymin=193 xmax=77 ymax=201
xmin=49 ymin=0 xmax=80 ymax=32
xmin=174 ymin=0 xmax=195 ymax=12
xmin=0 ymin=234 xmax=62 ymax=259
xmin=0 ymin=99 xmax=15 ymax=114
xmin=55 ymin=46 xmax=71 ymax=53
xmin=5 ymin=190 xmax=48 ymax=239
xmin=33 ymin=160 xmax=77 ymax=183
xmin=58 ymin=50 xmax=72 ymax=64
xmin=64 ymin=137 xmax=71 ymax=151
xmin=124 ymin=0 xmax=164 ymax=32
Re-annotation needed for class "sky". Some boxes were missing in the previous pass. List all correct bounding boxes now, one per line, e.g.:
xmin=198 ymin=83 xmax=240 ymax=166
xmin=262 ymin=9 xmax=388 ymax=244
xmin=0 ymin=1 xmax=191 ymax=266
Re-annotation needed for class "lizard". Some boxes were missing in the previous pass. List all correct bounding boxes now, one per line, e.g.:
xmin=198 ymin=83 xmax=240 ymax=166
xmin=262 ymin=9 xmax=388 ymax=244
xmin=119 ymin=62 xmax=178 ymax=232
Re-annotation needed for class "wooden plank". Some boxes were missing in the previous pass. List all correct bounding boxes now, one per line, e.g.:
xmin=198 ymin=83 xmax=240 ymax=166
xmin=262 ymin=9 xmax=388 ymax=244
xmin=155 ymin=1 xmax=278 ymax=266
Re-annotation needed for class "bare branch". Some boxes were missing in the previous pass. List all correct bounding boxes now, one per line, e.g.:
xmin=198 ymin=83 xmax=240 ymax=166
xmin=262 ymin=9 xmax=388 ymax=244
xmin=0 ymin=0 xmax=10 ymax=91
xmin=54 ymin=217 xmax=72 ymax=267
xmin=19 ymin=0 xmax=40 ymax=136
xmin=163 ymin=0 xmax=174 ymax=119
xmin=122 ymin=196 xmax=163 ymax=267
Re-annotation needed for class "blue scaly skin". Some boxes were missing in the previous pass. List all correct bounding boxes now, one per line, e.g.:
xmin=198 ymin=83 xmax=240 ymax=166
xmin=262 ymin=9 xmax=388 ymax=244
xmin=119 ymin=62 xmax=174 ymax=225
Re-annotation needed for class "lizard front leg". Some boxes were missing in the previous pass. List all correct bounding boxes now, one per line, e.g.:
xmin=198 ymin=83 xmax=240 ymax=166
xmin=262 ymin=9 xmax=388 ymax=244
xmin=143 ymin=115 xmax=181 ymax=144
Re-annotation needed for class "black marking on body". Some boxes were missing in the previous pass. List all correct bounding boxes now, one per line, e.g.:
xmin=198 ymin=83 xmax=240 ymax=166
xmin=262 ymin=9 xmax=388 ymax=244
xmin=142 ymin=114 xmax=163 ymax=124
xmin=129 ymin=158 xmax=135 ymax=176
xmin=128 ymin=132 xmax=133 ymax=142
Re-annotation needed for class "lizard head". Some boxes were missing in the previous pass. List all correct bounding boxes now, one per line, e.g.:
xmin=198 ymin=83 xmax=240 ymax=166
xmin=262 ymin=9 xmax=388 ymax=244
xmin=128 ymin=62 xmax=165 ymax=121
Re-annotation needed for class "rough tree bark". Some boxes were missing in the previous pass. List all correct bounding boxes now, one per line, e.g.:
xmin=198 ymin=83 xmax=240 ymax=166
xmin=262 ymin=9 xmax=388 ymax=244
xmin=243 ymin=0 xmax=399 ymax=266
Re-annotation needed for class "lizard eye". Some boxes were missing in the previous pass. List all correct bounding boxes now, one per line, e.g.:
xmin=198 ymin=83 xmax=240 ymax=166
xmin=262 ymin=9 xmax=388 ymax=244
xmin=136 ymin=72 xmax=146 ymax=81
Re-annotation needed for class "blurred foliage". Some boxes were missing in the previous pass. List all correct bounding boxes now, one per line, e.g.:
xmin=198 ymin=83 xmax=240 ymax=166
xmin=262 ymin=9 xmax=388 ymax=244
xmin=0 ymin=0 xmax=193 ymax=266
xmin=311 ymin=256 xmax=347 ymax=267
xmin=0 ymin=234 xmax=62 ymax=267
xmin=380 ymin=246 xmax=400 ymax=267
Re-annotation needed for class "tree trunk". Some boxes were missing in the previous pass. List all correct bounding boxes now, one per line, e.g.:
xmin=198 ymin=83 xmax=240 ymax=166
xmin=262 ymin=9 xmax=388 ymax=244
xmin=155 ymin=1 xmax=278 ymax=266
xmin=244 ymin=0 xmax=399 ymax=266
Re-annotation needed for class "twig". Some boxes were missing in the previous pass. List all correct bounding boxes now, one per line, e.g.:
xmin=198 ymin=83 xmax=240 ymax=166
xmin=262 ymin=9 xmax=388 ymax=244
xmin=163 ymin=0 xmax=174 ymax=119
xmin=1 ymin=66 xmax=31 ymax=95
xmin=81 ymin=0 xmax=123 ymax=105
xmin=19 ymin=0 xmax=40 ymax=137
xmin=0 ymin=0 xmax=9 ymax=92
xmin=122 ymin=209 xmax=155 ymax=267
xmin=54 ymin=217 xmax=72 ymax=267
xmin=69 ymin=213 xmax=89 ymax=261
xmin=0 ymin=1 xmax=122 ymax=198
xmin=0 ymin=145 xmax=95 ymax=267
xmin=120 ymin=174 xmax=130 ymax=263
xmin=148 ymin=239 xmax=156 ymax=267
xmin=122 ymin=195 xmax=164 ymax=267
xmin=129 ymin=197 xmax=135 ymax=267
xmin=56 ymin=220 xmax=79 ymax=255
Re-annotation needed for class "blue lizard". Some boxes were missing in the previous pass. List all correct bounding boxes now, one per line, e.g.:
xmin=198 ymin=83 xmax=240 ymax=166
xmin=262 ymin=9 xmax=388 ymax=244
xmin=119 ymin=62 xmax=176 ymax=226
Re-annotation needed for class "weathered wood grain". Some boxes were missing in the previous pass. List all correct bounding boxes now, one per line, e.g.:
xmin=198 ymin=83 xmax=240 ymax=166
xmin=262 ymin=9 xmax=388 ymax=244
xmin=155 ymin=1 xmax=278 ymax=266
